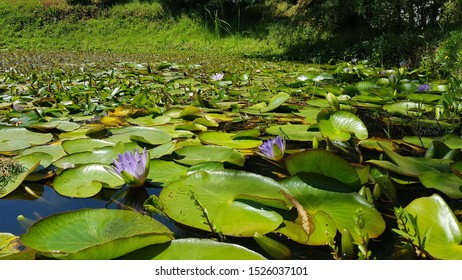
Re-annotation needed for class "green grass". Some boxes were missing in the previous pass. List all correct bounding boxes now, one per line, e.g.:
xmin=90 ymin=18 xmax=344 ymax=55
xmin=0 ymin=0 xmax=282 ymax=59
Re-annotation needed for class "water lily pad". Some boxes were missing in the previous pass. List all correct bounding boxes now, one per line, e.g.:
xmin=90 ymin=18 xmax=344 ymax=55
xmin=280 ymin=173 xmax=385 ymax=243
xmin=20 ymin=144 xmax=67 ymax=162
xmin=199 ymin=131 xmax=262 ymax=149
xmin=383 ymin=101 xmax=432 ymax=116
xmin=172 ymin=145 xmax=245 ymax=166
xmin=0 ymin=126 xmax=53 ymax=152
xmin=147 ymin=159 xmax=188 ymax=185
xmin=127 ymin=115 xmax=171 ymax=126
xmin=30 ymin=120 xmax=80 ymax=132
xmin=54 ymin=142 xmax=125 ymax=169
xmin=286 ymin=149 xmax=361 ymax=191
xmin=317 ymin=110 xmax=368 ymax=141
xmin=244 ymin=92 xmax=290 ymax=114
xmin=20 ymin=209 xmax=174 ymax=259
xmin=0 ymin=154 xmax=41 ymax=198
xmin=124 ymin=238 xmax=266 ymax=260
xmin=402 ymin=194 xmax=462 ymax=259
xmin=62 ymin=138 xmax=115 ymax=154
xmin=53 ymin=164 xmax=125 ymax=198
xmin=160 ymin=170 xmax=292 ymax=236
xmin=0 ymin=233 xmax=35 ymax=260
xmin=418 ymin=170 xmax=462 ymax=198
xmin=106 ymin=126 xmax=172 ymax=145
xmin=367 ymin=144 xmax=453 ymax=177
xmin=265 ymin=124 xmax=322 ymax=141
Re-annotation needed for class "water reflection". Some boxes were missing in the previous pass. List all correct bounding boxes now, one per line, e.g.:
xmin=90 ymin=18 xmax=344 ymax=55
xmin=0 ymin=184 xmax=162 ymax=236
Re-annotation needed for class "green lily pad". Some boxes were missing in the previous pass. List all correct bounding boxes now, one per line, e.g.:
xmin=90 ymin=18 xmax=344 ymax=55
xmin=172 ymin=145 xmax=245 ymax=166
xmin=124 ymin=238 xmax=266 ymax=260
xmin=0 ymin=155 xmax=41 ymax=198
xmin=286 ymin=149 xmax=361 ymax=191
xmin=30 ymin=120 xmax=80 ymax=132
xmin=20 ymin=209 xmax=174 ymax=259
xmin=62 ymin=138 xmax=115 ymax=154
xmin=280 ymin=173 xmax=385 ymax=244
xmin=20 ymin=143 xmax=67 ymax=162
xmin=275 ymin=210 xmax=337 ymax=246
xmin=53 ymin=164 xmax=125 ymax=198
xmin=199 ymin=131 xmax=262 ymax=149
xmin=127 ymin=115 xmax=171 ymax=126
xmin=418 ymin=170 xmax=462 ymax=198
xmin=318 ymin=110 xmax=369 ymax=141
xmin=244 ymin=92 xmax=291 ymax=114
xmin=106 ymin=126 xmax=172 ymax=145
xmin=383 ymin=101 xmax=432 ymax=116
xmin=265 ymin=124 xmax=322 ymax=141
xmin=0 ymin=126 xmax=53 ymax=152
xmin=0 ymin=233 xmax=35 ymax=260
xmin=147 ymin=159 xmax=188 ymax=185
xmin=402 ymin=194 xmax=462 ymax=259
xmin=53 ymin=142 xmax=125 ymax=169
xmin=159 ymin=170 xmax=292 ymax=236
xmin=367 ymin=144 xmax=453 ymax=177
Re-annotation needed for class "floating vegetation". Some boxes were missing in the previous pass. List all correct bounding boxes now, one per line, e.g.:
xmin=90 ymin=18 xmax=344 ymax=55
xmin=0 ymin=51 xmax=461 ymax=260
xmin=0 ymin=157 xmax=27 ymax=194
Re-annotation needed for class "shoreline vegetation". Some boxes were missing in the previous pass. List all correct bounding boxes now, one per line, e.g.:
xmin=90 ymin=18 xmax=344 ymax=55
xmin=1 ymin=0 xmax=461 ymax=69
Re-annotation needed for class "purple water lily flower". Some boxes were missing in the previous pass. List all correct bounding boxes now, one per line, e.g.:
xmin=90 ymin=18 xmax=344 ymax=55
xmin=418 ymin=84 xmax=431 ymax=92
xmin=211 ymin=72 xmax=224 ymax=81
xmin=113 ymin=147 xmax=150 ymax=187
xmin=258 ymin=136 xmax=286 ymax=161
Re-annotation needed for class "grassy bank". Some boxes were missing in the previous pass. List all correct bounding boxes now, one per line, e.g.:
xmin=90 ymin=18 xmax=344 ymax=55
xmin=0 ymin=0 xmax=282 ymax=59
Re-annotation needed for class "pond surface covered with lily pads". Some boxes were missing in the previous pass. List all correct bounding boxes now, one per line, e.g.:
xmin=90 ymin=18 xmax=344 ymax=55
xmin=1 ymin=51 xmax=462 ymax=260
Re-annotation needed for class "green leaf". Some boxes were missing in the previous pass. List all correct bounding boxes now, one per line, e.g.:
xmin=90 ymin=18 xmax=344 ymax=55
xmin=159 ymin=170 xmax=292 ymax=236
xmin=0 ymin=126 xmax=53 ymax=152
xmin=404 ymin=194 xmax=462 ymax=260
xmin=53 ymin=164 xmax=124 ymax=198
xmin=418 ymin=170 xmax=462 ymax=198
xmin=199 ymin=131 xmax=262 ymax=149
xmin=62 ymin=138 xmax=115 ymax=154
xmin=0 ymin=233 xmax=35 ymax=260
xmin=53 ymin=142 xmax=125 ymax=169
xmin=265 ymin=124 xmax=322 ymax=141
xmin=286 ymin=149 xmax=361 ymax=191
xmin=244 ymin=92 xmax=290 ymax=114
xmin=106 ymin=126 xmax=172 ymax=145
xmin=280 ymin=173 xmax=385 ymax=244
xmin=317 ymin=110 xmax=368 ymax=141
xmin=172 ymin=145 xmax=245 ymax=166
xmin=20 ymin=143 xmax=67 ymax=162
xmin=20 ymin=209 xmax=174 ymax=259
xmin=147 ymin=159 xmax=188 ymax=185
xmin=0 ymin=155 xmax=41 ymax=198
xmin=123 ymin=238 xmax=267 ymax=260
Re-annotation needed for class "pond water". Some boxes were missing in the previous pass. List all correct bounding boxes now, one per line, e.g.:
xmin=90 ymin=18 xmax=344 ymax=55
xmin=0 ymin=184 xmax=171 ymax=236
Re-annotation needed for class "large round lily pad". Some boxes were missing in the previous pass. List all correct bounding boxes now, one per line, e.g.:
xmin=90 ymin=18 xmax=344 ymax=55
xmin=317 ymin=110 xmax=368 ymax=141
xmin=159 ymin=170 xmax=292 ymax=237
xmin=172 ymin=145 xmax=245 ymax=166
xmin=403 ymin=194 xmax=462 ymax=259
xmin=0 ymin=154 xmax=41 ymax=198
xmin=123 ymin=238 xmax=266 ymax=260
xmin=20 ymin=209 xmax=174 ymax=260
xmin=286 ymin=149 xmax=361 ymax=191
xmin=53 ymin=163 xmax=125 ymax=198
xmin=0 ymin=126 xmax=53 ymax=152
xmin=280 ymin=173 xmax=385 ymax=244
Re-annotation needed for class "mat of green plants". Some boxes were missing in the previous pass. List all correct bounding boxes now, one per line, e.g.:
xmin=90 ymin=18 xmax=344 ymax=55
xmin=1 ymin=49 xmax=461 ymax=260
xmin=2 ymin=0 xmax=462 ymax=261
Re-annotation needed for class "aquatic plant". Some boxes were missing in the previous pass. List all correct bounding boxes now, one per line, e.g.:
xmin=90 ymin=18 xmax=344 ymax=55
xmin=258 ymin=136 xmax=286 ymax=161
xmin=210 ymin=72 xmax=224 ymax=81
xmin=113 ymin=148 xmax=150 ymax=188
